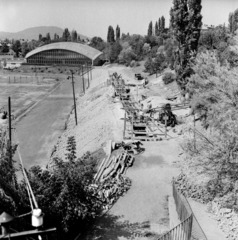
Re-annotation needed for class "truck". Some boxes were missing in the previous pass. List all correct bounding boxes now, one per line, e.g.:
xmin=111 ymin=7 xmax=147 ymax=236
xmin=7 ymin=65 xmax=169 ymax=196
xmin=135 ymin=74 xmax=144 ymax=80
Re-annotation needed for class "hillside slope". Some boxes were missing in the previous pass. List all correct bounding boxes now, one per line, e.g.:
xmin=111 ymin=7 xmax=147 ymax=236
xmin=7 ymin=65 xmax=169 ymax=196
xmin=0 ymin=26 xmax=88 ymax=41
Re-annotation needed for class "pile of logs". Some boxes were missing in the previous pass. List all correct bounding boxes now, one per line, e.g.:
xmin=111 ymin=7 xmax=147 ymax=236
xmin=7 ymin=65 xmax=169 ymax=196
xmin=91 ymin=140 xmax=135 ymax=214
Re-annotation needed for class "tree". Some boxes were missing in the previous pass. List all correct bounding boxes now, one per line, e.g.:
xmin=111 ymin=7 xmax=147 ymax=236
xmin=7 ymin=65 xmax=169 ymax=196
xmin=0 ymin=43 xmax=9 ymax=53
xmin=107 ymin=26 xmax=115 ymax=43
xmin=62 ymin=28 xmax=71 ymax=42
xmin=182 ymin=51 xmax=238 ymax=209
xmin=116 ymin=25 xmax=120 ymax=40
xmin=71 ymin=30 xmax=78 ymax=42
xmin=228 ymin=13 xmax=234 ymax=33
xmin=170 ymin=0 xmax=202 ymax=88
xmin=147 ymin=21 xmax=153 ymax=37
xmin=90 ymin=37 xmax=106 ymax=51
xmin=11 ymin=40 xmax=21 ymax=57
xmin=46 ymin=33 xmax=51 ymax=41
xmin=39 ymin=34 xmax=42 ymax=41
xmin=158 ymin=18 xmax=161 ymax=33
xmin=118 ymin=46 xmax=137 ymax=65
xmin=0 ymin=127 xmax=25 ymax=216
xmin=107 ymin=41 xmax=122 ymax=62
xmin=54 ymin=33 xmax=59 ymax=40
xmin=128 ymin=34 xmax=145 ymax=59
xmin=228 ymin=9 xmax=238 ymax=34
xmin=28 ymin=136 xmax=102 ymax=238
xmin=155 ymin=21 xmax=159 ymax=36
xmin=21 ymin=42 xmax=30 ymax=57
xmin=160 ymin=16 xmax=165 ymax=33
xmin=144 ymin=56 xmax=155 ymax=74
xmin=154 ymin=53 xmax=166 ymax=76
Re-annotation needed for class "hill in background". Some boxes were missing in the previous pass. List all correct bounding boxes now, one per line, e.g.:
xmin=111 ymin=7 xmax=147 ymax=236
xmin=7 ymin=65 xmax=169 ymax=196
xmin=0 ymin=26 xmax=88 ymax=41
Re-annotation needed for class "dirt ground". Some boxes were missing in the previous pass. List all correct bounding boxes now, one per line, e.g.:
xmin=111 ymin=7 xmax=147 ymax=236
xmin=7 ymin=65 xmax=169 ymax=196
xmin=14 ymin=63 xmax=225 ymax=239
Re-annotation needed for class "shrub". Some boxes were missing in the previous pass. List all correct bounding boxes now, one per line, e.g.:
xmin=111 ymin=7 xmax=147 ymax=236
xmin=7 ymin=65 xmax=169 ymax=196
xmin=162 ymin=72 xmax=176 ymax=85
xmin=130 ymin=60 xmax=136 ymax=67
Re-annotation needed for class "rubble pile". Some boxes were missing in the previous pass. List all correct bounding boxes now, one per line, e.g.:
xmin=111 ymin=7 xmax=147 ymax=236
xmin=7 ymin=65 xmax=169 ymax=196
xmin=208 ymin=201 xmax=238 ymax=240
xmin=88 ymin=175 xmax=132 ymax=214
xmin=175 ymin=174 xmax=238 ymax=239
xmin=174 ymin=173 xmax=212 ymax=204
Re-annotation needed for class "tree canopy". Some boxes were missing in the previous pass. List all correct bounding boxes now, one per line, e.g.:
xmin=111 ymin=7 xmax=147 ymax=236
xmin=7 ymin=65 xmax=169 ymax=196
xmin=147 ymin=21 xmax=153 ymax=37
xmin=170 ymin=0 xmax=203 ymax=88
xmin=107 ymin=26 xmax=115 ymax=43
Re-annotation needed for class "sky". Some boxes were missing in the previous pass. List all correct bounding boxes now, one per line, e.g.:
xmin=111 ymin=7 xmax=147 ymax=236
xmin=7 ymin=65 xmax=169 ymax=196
xmin=0 ymin=0 xmax=237 ymax=39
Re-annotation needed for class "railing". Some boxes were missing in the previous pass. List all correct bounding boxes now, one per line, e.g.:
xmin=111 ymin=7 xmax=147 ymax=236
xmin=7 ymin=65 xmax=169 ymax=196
xmin=158 ymin=214 xmax=193 ymax=240
xmin=173 ymin=182 xmax=208 ymax=240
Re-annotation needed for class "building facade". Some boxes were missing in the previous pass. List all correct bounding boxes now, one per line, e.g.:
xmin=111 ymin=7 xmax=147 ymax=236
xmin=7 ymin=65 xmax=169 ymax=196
xmin=25 ymin=42 xmax=102 ymax=66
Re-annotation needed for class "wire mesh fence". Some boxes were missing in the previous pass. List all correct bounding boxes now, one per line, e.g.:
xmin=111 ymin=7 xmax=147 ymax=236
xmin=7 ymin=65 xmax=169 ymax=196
xmin=0 ymin=75 xmax=55 ymax=85
xmin=158 ymin=215 xmax=193 ymax=240
xmin=173 ymin=181 xmax=208 ymax=240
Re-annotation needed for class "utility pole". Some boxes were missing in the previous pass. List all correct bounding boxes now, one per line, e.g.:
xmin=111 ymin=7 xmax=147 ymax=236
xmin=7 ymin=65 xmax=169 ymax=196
xmin=8 ymin=97 xmax=12 ymax=162
xmin=123 ymin=111 xmax=126 ymax=140
xmin=90 ymin=65 xmax=92 ymax=81
xmin=82 ymin=65 xmax=85 ymax=93
xmin=68 ymin=71 xmax=78 ymax=126
xmin=193 ymin=114 xmax=196 ymax=149
xmin=87 ymin=62 xmax=90 ymax=88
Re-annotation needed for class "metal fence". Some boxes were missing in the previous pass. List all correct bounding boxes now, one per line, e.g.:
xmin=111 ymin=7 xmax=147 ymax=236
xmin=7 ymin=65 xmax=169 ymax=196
xmin=158 ymin=214 xmax=193 ymax=240
xmin=3 ymin=75 xmax=53 ymax=84
xmin=172 ymin=182 xmax=208 ymax=240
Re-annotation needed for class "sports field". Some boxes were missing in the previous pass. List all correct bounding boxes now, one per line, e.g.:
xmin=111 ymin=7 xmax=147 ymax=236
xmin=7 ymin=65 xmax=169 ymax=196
xmin=0 ymin=73 xmax=59 ymax=118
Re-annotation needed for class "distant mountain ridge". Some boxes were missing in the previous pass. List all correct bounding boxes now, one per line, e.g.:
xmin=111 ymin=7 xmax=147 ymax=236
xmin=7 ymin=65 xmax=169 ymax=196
xmin=0 ymin=26 xmax=88 ymax=41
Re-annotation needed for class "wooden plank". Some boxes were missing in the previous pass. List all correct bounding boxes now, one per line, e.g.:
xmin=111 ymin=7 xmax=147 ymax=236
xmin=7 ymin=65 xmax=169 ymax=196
xmin=133 ymin=131 xmax=165 ymax=136
xmin=95 ymin=140 xmax=112 ymax=182
xmin=94 ymin=157 xmax=106 ymax=180
xmin=132 ymin=136 xmax=163 ymax=141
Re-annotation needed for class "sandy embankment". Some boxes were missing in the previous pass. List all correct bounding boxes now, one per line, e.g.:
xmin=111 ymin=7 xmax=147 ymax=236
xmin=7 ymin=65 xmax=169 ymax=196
xmin=51 ymin=67 xmax=125 ymax=160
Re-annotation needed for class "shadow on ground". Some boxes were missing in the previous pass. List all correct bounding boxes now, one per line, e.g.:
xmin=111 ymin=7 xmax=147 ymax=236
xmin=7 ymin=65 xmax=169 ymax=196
xmin=83 ymin=214 xmax=162 ymax=240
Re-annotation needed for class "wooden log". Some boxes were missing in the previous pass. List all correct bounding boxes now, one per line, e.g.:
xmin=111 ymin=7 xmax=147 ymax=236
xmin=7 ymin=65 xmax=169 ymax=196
xmin=94 ymin=157 xmax=106 ymax=180
xmin=95 ymin=140 xmax=112 ymax=182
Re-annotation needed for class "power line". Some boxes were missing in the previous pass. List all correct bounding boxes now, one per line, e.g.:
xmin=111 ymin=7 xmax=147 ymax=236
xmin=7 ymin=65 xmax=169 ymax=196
xmin=13 ymin=129 xmax=38 ymax=210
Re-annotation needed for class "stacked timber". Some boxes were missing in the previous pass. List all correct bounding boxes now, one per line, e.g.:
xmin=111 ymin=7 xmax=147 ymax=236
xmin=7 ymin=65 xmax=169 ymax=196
xmin=92 ymin=140 xmax=135 ymax=214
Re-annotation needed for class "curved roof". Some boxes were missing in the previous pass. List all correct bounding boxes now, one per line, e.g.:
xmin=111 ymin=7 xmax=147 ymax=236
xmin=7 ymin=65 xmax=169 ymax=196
xmin=25 ymin=42 xmax=102 ymax=61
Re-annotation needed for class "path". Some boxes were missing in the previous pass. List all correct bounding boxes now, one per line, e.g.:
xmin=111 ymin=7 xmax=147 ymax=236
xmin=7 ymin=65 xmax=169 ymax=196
xmin=84 ymin=140 xmax=181 ymax=240
xmin=188 ymin=199 xmax=227 ymax=240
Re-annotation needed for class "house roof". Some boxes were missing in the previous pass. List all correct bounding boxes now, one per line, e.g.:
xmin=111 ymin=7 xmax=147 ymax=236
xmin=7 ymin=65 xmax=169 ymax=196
xmin=25 ymin=42 xmax=102 ymax=61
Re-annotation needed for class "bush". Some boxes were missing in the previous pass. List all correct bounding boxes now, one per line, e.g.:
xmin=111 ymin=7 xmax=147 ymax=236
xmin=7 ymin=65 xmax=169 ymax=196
xmin=162 ymin=72 xmax=175 ymax=85
xmin=130 ymin=60 xmax=136 ymax=67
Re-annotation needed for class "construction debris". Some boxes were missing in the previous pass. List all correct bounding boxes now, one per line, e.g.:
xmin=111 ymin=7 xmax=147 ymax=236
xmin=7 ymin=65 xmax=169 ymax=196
xmin=92 ymin=140 xmax=135 ymax=215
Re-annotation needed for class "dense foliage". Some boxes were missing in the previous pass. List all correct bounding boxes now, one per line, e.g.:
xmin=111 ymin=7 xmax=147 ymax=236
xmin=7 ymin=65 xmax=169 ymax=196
xmin=228 ymin=8 xmax=238 ymax=34
xmin=0 ymin=134 xmax=103 ymax=239
xmin=182 ymin=50 xmax=238 ymax=210
xmin=27 ymin=136 xmax=103 ymax=238
xmin=170 ymin=0 xmax=202 ymax=88
xmin=162 ymin=72 xmax=176 ymax=85
xmin=0 ymin=127 xmax=27 ymax=216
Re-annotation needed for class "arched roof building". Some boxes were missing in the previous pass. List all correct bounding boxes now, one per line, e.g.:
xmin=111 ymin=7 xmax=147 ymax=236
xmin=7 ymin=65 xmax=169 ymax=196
xmin=25 ymin=42 xmax=102 ymax=66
